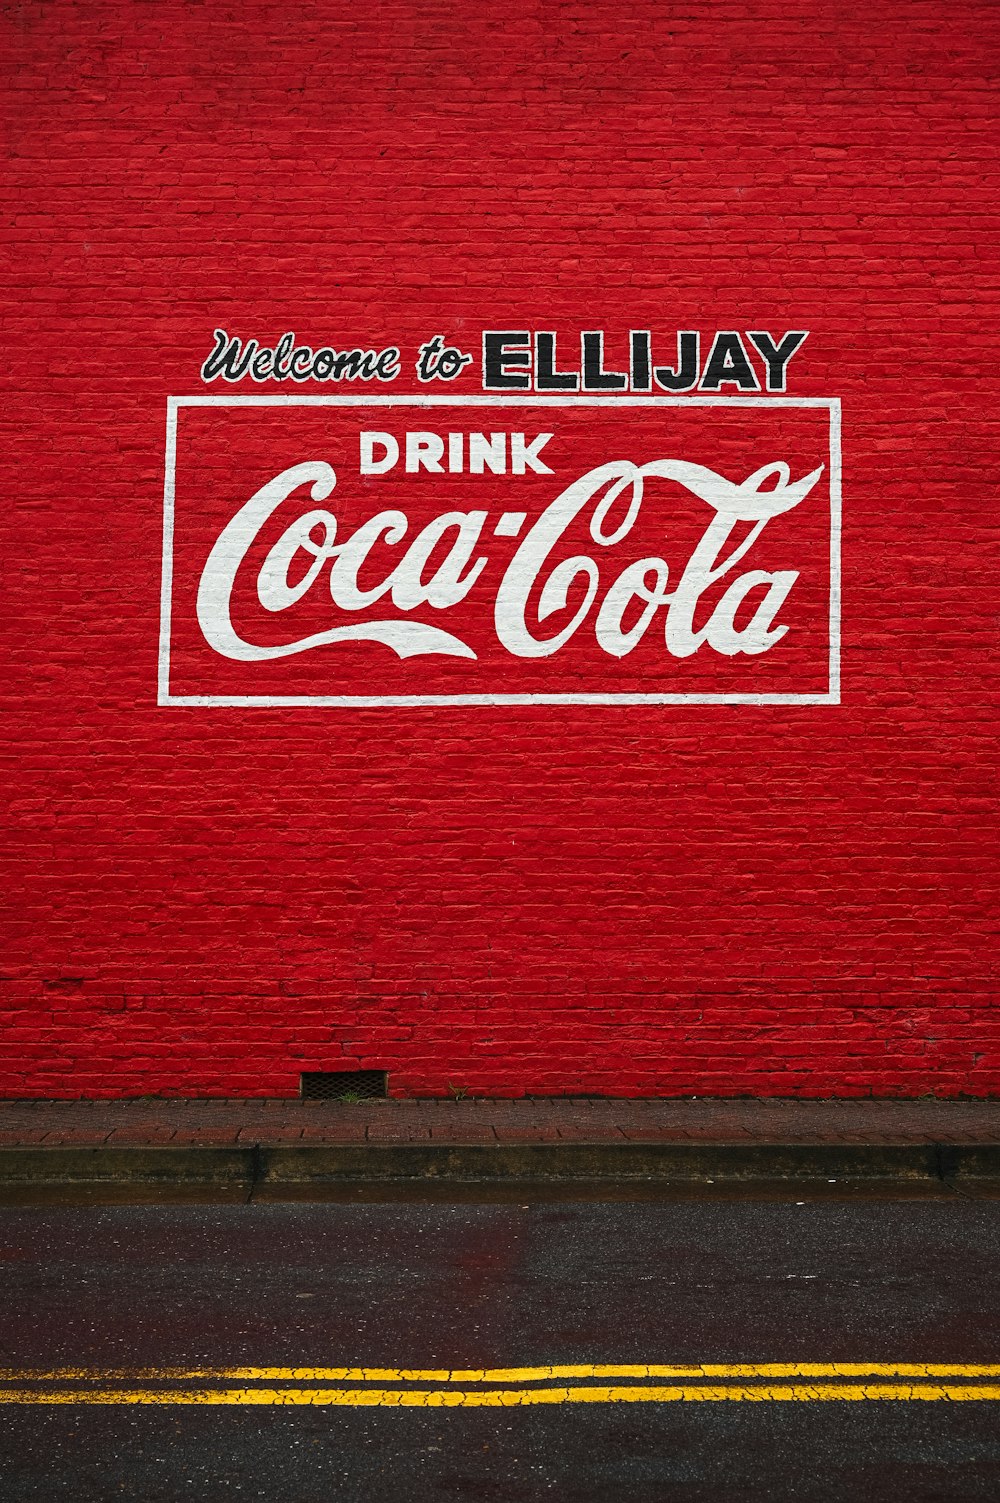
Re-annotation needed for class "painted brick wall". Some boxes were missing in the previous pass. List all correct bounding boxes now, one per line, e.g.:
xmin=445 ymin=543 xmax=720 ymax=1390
xmin=2 ymin=0 xmax=997 ymax=1098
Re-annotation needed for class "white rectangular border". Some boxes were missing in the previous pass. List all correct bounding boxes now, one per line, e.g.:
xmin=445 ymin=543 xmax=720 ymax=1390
xmin=158 ymin=395 xmax=841 ymax=707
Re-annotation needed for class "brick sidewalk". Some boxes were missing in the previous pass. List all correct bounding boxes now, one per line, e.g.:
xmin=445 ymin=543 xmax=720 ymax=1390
xmin=2 ymin=1097 xmax=999 ymax=1148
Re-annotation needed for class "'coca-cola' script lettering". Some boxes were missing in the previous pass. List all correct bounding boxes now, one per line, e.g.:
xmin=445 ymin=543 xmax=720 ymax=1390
xmin=196 ymin=457 xmax=823 ymax=665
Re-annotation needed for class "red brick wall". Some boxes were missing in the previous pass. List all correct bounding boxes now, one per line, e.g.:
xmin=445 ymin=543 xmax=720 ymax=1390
xmin=2 ymin=0 xmax=997 ymax=1097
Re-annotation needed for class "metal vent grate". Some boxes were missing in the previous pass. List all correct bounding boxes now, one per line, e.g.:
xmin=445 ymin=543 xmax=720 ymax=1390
xmin=300 ymin=1070 xmax=387 ymax=1102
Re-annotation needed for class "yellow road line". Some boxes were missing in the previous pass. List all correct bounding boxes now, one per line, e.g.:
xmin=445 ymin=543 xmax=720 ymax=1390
xmin=2 ymin=1362 xmax=999 ymax=1383
xmin=5 ymin=1362 xmax=1000 ymax=1383
xmin=1 ymin=1384 xmax=1000 ymax=1407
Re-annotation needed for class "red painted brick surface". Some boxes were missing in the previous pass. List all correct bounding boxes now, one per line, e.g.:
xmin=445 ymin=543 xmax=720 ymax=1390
xmin=1 ymin=1 xmax=997 ymax=1098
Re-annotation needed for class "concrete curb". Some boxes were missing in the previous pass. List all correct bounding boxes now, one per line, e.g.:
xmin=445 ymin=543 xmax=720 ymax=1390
xmin=0 ymin=1147 xmax=254 ymax=1187
xmin=1 ymin=1140 xmax=999 ymax=1191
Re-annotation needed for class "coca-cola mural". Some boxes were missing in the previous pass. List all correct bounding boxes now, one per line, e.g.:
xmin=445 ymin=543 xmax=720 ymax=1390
xmin=161 ymin=391 xmax=839 ymax=708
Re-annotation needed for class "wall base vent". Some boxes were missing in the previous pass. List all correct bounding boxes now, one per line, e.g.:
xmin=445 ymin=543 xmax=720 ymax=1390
xmin=300 ymin=1070 xmax=387 ymax=1102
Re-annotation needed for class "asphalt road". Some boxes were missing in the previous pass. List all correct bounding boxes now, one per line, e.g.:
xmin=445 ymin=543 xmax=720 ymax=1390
xmin=1 ymin=1194 xmax=999 ymax=1500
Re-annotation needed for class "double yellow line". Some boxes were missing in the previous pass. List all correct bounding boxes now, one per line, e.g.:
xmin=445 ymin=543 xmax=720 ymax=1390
xmin=0 ymin=1363 xmax=998 ymax=1406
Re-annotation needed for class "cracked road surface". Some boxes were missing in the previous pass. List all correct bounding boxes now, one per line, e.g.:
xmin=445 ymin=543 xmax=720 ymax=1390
xmin=1 ymin=1194 xmax=998 ymax=1499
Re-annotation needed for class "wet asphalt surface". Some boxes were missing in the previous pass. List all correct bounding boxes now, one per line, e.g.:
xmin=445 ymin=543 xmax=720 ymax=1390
xmin=1 ymin=1191 xmax=998 ymax=1501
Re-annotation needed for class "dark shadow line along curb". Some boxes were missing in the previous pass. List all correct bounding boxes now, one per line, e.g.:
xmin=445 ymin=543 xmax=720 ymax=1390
xmin=0 ymin=1140 xmax=999 ymax=1191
